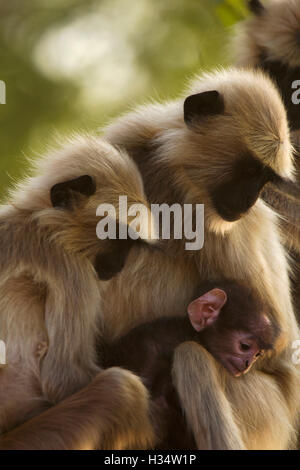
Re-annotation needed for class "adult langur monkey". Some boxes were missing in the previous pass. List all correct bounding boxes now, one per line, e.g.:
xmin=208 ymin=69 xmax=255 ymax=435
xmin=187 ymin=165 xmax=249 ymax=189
xmin=234 ymin=1 xmax=300 ymax=136
xmin=102 ymin=67 xmax=300 ymax=450
xmin=232 ymin=0 xmax=300 ymax=315
xmin=0 ymin=137 xmax=157 ymax=449
xmin=1 ymin=68 xmax=299 ymax=450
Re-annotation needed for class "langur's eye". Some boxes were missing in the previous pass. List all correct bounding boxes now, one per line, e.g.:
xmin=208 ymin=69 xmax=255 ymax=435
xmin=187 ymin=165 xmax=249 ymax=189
xmin=240 ymin=342 xmax=250 ymax=351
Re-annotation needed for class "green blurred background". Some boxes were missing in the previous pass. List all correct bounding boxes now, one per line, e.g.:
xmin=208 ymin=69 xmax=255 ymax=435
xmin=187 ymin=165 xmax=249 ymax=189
xmin=0 ymin=0 xmax=249 ymax=197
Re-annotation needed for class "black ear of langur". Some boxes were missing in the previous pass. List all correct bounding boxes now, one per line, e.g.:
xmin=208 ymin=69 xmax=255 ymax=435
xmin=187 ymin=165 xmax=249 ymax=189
xmin=94 ymin=238 xmax=137 ymax=280
xmin=50 ymin=175 xmax=96 ymax=209
xmin=184 ymin=91 xmax=225 ymax=128
xmin=248 ymin=0 xmax=265 ymax=15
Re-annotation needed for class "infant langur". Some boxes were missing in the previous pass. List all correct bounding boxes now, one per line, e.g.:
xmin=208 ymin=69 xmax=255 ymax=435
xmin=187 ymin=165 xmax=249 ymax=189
xmin=104 ymin=281 xmax=278 ymax=449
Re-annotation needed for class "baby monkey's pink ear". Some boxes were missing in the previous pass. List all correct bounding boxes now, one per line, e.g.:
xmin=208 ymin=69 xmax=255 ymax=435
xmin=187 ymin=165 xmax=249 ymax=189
xmin=188 ymin=288 xmax=227 ymax=332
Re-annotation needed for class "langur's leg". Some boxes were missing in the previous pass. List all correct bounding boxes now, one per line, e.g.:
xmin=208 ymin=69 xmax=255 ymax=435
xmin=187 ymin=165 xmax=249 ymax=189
xmin=0 ymin=368 xmax=156 ymax=450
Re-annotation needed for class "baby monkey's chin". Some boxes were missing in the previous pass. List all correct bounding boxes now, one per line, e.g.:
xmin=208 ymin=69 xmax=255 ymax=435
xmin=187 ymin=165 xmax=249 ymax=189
xmin=221 ymin=357 xmax=251 ymax=378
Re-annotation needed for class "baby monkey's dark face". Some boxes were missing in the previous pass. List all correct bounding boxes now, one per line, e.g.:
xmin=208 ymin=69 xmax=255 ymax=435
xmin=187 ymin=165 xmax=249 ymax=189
xmin=188 ymin=282 xmax=277 ymax=377
xmin=205 ymin=327 xmax=265 ymax=377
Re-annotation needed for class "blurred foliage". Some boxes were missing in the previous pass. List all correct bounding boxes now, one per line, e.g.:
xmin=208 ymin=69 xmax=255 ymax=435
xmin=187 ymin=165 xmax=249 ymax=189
xmin=0 ymin=0 xmax=249 ymax=196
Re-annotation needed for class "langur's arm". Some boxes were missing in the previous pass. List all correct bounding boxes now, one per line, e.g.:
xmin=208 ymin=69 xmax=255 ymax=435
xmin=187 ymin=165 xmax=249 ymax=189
xmin=262 ymin=185 xmax=300 ymax=224
xmin=261 ymin=185 xmax=300 ymax=255
xmin=172 ymin=342 xmax=246 ymax=450
xmin=40 ymin=255 xmax=102 ymax=403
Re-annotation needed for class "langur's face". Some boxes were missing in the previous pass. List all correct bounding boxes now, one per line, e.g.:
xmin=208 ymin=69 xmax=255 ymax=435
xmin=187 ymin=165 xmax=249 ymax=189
xmin=49 ymin=172 xmax=156 ymax=281
xmin=187 ymin=283 xmax=276 ymax=377
xmin=208 ymin=329 xmax=263 ymax=377
xmin=209 ymin=149 xmax=282 ymax=222
xmin=183 ymin=70 xmax=294 ymax=224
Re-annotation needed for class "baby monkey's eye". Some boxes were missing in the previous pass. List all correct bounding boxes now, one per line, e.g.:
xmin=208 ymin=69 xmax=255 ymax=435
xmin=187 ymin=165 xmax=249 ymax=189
xmin=240 ymin=342 xmax=250 ymax=351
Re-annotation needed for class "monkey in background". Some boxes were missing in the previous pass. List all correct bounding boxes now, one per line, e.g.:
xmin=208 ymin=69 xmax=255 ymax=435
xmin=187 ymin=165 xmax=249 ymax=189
xmin=234 ymin=0 xmax=300 ymax=136
xmin=233 ymin=0 xmax=300 ymax=278
xmin=103 ymin=280 xmax=278 ymax=450
xmin=0 ymin=137 xmax=156 ymax=448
